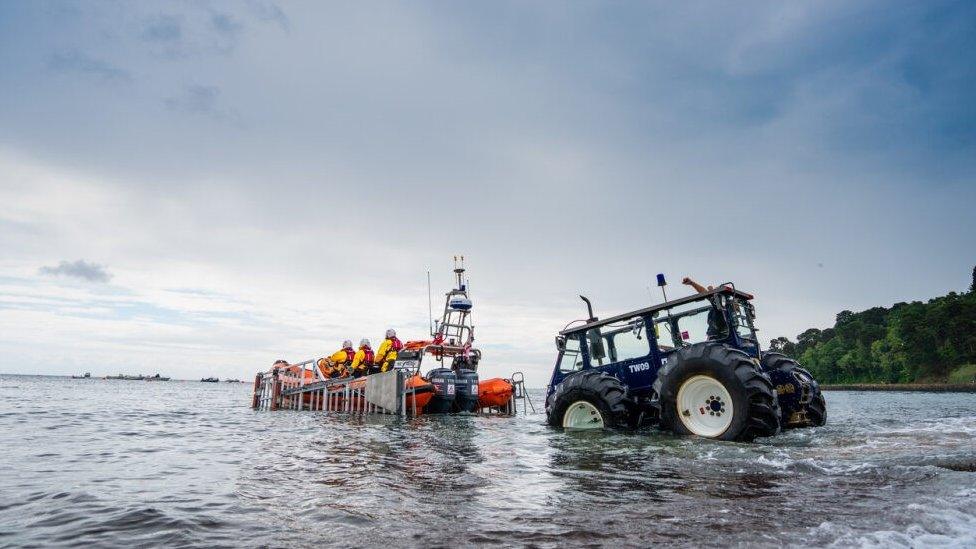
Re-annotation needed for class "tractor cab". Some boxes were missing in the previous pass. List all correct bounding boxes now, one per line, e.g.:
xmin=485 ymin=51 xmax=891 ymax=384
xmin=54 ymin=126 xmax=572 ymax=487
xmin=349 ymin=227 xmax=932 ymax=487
xmin=547 ymin=285 xmax=759 ymax=403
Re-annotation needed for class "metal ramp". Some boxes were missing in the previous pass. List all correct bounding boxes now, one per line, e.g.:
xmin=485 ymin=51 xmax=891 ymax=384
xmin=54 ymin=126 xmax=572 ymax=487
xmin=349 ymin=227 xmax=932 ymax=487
xmin=252 ymin=362 xmax=425 ymax=416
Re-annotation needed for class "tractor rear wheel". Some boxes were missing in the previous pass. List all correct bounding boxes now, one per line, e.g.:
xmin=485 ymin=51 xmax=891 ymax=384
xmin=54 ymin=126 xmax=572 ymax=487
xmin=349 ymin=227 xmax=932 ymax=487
xmin=651 ymin=343 xmax=780 ymax=442
xmin=546 ymin=370 xmax=634 ymax=430
xmin=760 ymin=352 xmax=827 ymax=428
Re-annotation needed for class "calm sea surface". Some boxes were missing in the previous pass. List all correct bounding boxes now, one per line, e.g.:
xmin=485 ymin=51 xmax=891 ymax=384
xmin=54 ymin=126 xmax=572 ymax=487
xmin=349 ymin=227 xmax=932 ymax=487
xmin=1 ymin=375 xmax=974 ymax=548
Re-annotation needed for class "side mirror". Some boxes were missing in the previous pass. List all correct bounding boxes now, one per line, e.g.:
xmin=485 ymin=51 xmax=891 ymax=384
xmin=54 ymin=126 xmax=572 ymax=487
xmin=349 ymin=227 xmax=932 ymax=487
xmin=555 ymin=335 xmax=567 ymax=351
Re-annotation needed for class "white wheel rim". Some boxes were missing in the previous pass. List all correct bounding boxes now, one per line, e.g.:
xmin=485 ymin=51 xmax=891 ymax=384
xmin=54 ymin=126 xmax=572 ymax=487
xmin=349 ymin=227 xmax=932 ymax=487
xmin=562 ymin=400 xmax=605 ymax=429
xmin=676 ymin=375 xmax=734 ymax=437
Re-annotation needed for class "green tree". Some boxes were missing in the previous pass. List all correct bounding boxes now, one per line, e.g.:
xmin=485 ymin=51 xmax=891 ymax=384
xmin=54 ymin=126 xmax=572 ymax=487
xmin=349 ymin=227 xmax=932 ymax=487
xmin=774 ymin=266 xmax=976 ymax=384
xmin=769 ymin=336 xmax=795 ymax=355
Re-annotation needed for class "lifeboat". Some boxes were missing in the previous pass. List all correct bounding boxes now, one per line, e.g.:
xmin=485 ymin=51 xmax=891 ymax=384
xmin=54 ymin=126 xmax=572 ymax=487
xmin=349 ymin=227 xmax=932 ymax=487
xmin=253 ymin=262 xmax=520 ymax=416
xmin=478 ymin=377 xmax=514 ymax=409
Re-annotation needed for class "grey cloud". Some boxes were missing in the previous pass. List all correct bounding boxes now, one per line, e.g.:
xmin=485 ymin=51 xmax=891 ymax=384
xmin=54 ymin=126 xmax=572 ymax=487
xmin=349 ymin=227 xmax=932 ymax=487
xmin=247 ymin=1 xmax=290 ymax=31
xmin=39 ymin=260 xmax=113 ymax=283
xmin=141 ymin=14 xmax=182 ymax=42
xmin=47 ymin=51 xmax=131 ymax=82
xmin=211 ymin=12 xmax=243 ymax=37
xmin=207 ymin=12 xmax=244 ymax=54
xmin=164 ymin=85 xmax=239 ymax=123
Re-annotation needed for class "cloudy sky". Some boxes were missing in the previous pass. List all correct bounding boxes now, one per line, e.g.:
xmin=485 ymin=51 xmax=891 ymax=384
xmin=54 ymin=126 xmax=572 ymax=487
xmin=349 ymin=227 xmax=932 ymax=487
xmin=1 ymin=1 xmax=974 ymax=385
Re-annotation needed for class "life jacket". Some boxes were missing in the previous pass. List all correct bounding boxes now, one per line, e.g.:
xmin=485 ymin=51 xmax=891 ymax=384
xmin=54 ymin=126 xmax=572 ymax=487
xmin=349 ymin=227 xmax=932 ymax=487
xmin=341 ymin=348 xmax=355 ymax=365
xmin=379 ymin=338 xmax=403 ymax=373
xmin=362 ymin=347 xmax=375 ymax=364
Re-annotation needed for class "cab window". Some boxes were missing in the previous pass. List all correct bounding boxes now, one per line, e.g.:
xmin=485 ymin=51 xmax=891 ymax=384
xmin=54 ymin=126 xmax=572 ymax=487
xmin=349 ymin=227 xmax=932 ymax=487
xmin=652 ymin=315 xmax=677 ymax=350
xmin=557 ymin=335 xmax=584 ymax=374
xmin=675 ymin=307 xmax=712 ymax=344
xmin=653 ymin=299 xmax=726 ymax=347
xmin=582 ymin=317 xmax=651 ymax=366
xmin=730 ymin=297 xmax=757 ymax=341
xmin=606 ymin=317 xmax=651 ymax=363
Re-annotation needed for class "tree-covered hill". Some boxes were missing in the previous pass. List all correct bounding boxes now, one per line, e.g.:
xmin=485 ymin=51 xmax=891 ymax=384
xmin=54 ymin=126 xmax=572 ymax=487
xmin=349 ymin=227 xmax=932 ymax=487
xmin=769 ymin=266 xmax=976 ymax=384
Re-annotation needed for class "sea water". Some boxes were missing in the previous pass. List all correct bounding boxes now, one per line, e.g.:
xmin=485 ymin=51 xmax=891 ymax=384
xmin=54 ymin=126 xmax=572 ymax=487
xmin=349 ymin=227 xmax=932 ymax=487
xmin=1 ymin=375 xmax=974 ymax=547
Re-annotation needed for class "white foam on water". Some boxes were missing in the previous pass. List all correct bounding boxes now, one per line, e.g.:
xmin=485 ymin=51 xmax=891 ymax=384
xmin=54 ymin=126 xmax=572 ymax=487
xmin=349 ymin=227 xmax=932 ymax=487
xmin=809 ymin=495 xmax=976 ymax=548
xmin=755 ymin=454 xmax=792 ymax=469
xmin=696 ymin=450 xmax=718 ymax=461
xmin=876 ymin=416 xmax=976 ymax=439
xmin=753 ymin=449 xmax=878 ymax=476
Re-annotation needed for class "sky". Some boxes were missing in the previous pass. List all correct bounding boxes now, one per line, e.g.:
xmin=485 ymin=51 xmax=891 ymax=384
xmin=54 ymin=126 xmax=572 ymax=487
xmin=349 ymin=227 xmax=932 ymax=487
xmin=1 ymin=1 xmax=974 ymax=386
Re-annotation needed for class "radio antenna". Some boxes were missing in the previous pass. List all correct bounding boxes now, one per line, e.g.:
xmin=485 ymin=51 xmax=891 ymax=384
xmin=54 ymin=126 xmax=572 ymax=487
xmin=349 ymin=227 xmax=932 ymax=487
xmin=427 ymin=269 xmax=433 ymax=336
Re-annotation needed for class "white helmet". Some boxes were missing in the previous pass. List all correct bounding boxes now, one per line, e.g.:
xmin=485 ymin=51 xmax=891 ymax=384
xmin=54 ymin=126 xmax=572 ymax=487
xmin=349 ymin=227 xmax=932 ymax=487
xmin=385 ymin=329 xmax=396 ymax=338
xmin=343 ymin=339 xmax=353 ymax=348
xmin=360 ymin=338 xmax=371 ymax=348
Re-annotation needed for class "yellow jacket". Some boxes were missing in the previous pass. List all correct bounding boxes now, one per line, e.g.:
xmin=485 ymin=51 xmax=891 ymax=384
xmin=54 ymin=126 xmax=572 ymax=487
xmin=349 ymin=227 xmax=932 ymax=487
xmin=375 ymin=338 xmax=399 ymax=371
xmin=330 ymin=348 xmax=354 ymax=365
xmin=351 ymin=347 xmax=373 ymax=374
xmin=322 ymin=348 xmax=353 ymax=377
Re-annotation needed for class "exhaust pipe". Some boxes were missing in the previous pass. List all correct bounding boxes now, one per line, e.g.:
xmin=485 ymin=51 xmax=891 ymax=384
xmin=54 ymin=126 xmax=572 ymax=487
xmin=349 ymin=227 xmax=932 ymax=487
xmin=579 ymin=295 xmax=597 ymax=322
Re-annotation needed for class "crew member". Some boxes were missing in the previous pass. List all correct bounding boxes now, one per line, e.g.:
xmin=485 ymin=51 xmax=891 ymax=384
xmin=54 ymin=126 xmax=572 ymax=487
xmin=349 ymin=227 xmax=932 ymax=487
xmin=374 ymin=329 xmax=403 ymax=373
xmin=350 ymin=339 xmax=374 ymax=378
xmin=321 ymin=339 xmax=355 ymax=378
xmin=682 ymin=277 xmax=730 ymax=339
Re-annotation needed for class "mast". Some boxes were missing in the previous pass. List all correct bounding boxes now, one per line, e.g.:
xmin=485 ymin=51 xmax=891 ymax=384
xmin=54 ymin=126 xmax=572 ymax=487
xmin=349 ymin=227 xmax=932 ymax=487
xmin=436 ymin=255 xmax=475 ymax=350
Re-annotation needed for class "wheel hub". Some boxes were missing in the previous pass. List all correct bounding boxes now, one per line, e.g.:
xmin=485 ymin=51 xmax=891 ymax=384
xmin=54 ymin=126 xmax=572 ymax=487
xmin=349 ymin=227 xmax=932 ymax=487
xmin=706 ymin=396 xmax=725 ymax=415
xmin=676 ymin=375 xmax=734 ymax=438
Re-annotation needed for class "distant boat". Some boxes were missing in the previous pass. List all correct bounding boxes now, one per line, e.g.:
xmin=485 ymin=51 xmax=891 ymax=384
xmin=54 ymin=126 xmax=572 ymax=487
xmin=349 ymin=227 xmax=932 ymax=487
xmin=145 ymin=373 xmax=171 ymax=381
xmin=201 ymin=377 xmax=219 ymax=383
xmin=105 ymin=374 xmax=149 ymax=381
xmin=224 ymin=379 xmax=241 ymax=383
xmin=70 ymin=372 xmax=91 ymax=379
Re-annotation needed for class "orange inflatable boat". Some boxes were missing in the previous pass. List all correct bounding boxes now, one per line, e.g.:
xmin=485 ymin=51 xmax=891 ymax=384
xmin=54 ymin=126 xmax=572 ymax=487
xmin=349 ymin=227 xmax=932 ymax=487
xmin=478 ymin=377 xmax=514 ymax=409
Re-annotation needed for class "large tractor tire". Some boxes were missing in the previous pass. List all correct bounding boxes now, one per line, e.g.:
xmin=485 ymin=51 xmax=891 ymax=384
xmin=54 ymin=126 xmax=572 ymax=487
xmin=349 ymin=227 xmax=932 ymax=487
xmin=546 ymin=370 xmax=634 ymax=430
xmin=651 ymin=343 xmax=780 ymax=442
xmin=761 ymin=353 xmax=827 ymax=428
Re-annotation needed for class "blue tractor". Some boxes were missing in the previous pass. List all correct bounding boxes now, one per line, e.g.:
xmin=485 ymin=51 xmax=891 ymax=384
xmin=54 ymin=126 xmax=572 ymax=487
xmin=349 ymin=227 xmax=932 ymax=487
xmin=544 ymin=281 xmax=826 ymax=441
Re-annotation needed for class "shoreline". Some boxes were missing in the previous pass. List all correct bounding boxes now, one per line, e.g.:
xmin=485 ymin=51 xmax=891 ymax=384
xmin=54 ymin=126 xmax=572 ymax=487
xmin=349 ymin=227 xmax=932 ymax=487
xmin=823 ymin=383 xmax=976 ymax=393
